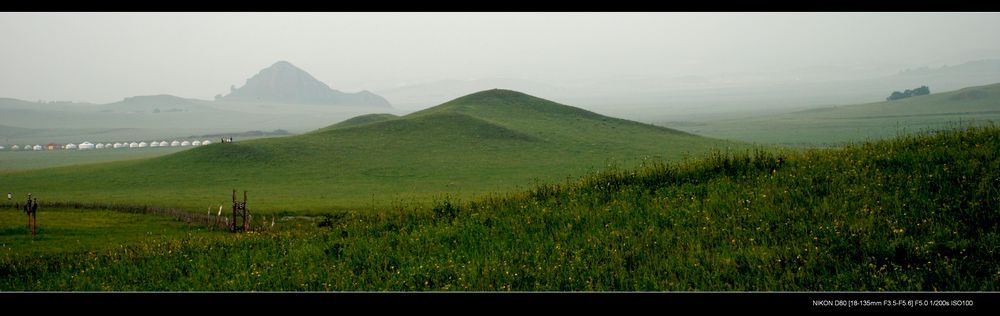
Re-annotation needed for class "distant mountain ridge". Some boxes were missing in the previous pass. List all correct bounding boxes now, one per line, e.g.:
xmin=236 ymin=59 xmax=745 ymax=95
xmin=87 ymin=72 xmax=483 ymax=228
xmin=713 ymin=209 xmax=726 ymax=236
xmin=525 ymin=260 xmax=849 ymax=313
xmin=219 ymin=61 xmax=391 ymax=108
xmin=102 ymin=94 xmax=210 ymax=113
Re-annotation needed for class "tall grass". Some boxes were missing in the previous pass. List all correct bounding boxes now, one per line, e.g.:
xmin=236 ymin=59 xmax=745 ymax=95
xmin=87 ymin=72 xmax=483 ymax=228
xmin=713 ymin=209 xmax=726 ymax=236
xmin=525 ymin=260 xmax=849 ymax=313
xmin=2 ymin=125 xmax=997 ymax=290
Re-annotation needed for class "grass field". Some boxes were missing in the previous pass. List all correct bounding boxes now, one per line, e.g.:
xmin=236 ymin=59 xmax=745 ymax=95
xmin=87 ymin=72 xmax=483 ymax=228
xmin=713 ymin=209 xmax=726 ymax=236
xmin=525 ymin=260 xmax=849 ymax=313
xmin=0 ymin=147 xmax=190 ymax=172
xmin=1 ymin=125 xmax=996 ymax=290
xmin=0 ymin=207 xmax=220 ymax=257
xmin=668 ymin=82 xmax=1000 ymax=146
xmin=0 ymin=90 xmax=741 ymax=213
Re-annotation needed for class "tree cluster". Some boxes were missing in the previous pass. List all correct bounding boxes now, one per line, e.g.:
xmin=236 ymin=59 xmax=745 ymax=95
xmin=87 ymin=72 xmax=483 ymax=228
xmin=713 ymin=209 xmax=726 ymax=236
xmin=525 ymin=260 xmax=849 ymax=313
xmin=887 ymin=85 xmax=930 ymax=101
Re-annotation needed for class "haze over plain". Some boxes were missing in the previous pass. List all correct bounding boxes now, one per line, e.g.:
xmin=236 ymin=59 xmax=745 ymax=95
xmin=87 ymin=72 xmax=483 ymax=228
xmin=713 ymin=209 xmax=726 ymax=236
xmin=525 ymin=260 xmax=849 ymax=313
xmin=2 ymin=12 xmax=1000 ymax=124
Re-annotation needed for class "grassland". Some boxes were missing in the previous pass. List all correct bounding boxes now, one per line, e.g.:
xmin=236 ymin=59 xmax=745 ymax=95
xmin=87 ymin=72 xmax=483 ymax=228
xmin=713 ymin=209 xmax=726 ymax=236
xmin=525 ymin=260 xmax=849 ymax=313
xmin=0 ymin=147 xmax=189 ymax=172
xmin=2 ymin=125 xmax=996 ymax=290
xmin=0 ymin=90 xmax=740 ymax=213
xmin=0 ymin=207 xmax=219 ymax=257
xmin=669 ymin=82 xmax=1000 ymax=146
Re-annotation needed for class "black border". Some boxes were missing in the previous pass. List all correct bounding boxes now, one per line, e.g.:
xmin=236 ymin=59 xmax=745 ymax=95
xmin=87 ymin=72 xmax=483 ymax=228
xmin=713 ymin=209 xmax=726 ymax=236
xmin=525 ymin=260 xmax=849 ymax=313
xmin=2 ymin=5 xmax=999 ymax=314
xmin=1 ymin=292 xmax=998 ymax=312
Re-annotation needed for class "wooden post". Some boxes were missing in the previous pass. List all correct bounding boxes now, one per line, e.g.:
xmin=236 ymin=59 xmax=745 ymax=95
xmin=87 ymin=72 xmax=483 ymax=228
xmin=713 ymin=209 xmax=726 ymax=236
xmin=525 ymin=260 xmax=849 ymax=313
xmin=25 ymin=194 xmax=31 ymax=230
xmin=225 ymin=189 xmax=251 ymax=233
xmin=232 ymin=189 xmax=237 ymax=232
xmin=31 ymin=203 xmax=36 ymax=237
xmin=25 ymin=194 xmax=33 ymax=234
xmin=25 ymin=196 xmax=37 ymax=237
xmin=243 ymin=190 xmax=249 ymax=231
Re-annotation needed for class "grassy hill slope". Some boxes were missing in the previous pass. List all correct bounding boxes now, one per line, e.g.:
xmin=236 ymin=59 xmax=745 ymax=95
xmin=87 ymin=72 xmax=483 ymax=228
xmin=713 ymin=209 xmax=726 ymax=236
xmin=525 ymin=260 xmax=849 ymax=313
xmin=671 ymin=83 xmax=1000 ymax=146
xmin=322 ymin=113 xmax=399 ymax=130
xmin=0 ymin=90 xmax=738 ymax=212
xmin=3 ymin=125 xmax=995 ymax=290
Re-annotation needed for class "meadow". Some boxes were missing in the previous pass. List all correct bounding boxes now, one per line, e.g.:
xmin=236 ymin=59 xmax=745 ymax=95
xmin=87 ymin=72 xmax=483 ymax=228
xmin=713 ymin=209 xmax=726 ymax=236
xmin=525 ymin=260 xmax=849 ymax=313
xmin=0 ymin=90 xmax=740 ymax=212
xmin=2 ymin=125 xmax=996 ymax=290
xmin=0 ymin=146 xmax=189 ymax=172
xmin=0 ymin=206 xmax=219 ymax=257
xmin=670 ymin=83 xmax=1000 ymax=146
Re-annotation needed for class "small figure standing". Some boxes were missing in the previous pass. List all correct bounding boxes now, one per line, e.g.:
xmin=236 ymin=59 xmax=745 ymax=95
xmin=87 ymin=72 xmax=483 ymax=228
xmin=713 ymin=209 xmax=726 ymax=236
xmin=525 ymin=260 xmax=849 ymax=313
xmin=23 ymin=194 xmax=37 ymax=237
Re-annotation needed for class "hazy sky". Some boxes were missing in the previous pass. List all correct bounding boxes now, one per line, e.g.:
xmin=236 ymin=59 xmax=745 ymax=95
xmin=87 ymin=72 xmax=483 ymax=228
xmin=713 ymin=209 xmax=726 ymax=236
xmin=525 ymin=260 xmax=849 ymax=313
xmin=2 ymin=12 xmax=999 ymax=104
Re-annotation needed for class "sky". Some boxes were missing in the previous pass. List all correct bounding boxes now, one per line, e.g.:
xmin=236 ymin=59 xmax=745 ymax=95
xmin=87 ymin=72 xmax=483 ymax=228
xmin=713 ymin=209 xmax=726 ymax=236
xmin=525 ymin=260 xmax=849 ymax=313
xmin=1 ymin=12 xmax=999 ymax=104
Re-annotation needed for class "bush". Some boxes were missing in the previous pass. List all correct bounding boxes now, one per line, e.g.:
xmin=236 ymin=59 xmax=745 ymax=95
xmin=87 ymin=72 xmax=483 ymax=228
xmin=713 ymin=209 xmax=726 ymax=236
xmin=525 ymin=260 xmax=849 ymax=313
xmin=887 ymin=85 xmax=930 ymax=101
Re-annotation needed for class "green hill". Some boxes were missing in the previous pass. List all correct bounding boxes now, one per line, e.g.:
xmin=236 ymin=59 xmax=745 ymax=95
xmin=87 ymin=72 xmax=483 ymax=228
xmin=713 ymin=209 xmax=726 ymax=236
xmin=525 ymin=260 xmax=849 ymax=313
xmin=4 ymin=125 xmax=996 ymax=290
xmin=322 ymin=113 xmax=399 ymax=130
xmin=672 ymin=82 xmax=1000 ymax=146
xmin=0 ymin=89 xmax=738 ymax=212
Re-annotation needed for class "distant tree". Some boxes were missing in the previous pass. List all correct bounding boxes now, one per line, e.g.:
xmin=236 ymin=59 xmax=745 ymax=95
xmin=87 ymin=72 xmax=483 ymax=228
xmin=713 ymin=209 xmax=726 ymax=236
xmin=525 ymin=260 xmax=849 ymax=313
xmin=886 ymin=85 xmax=930 ymax=101
xmin=887 ymin=91 xmax=906 ymax=101
xmin=153 ymin=108 xmax=161 ymax=114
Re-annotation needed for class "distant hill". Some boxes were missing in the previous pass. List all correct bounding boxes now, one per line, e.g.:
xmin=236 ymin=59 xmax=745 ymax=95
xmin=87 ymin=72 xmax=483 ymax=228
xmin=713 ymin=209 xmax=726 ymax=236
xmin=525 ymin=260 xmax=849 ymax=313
xmin=187 ymin=129 xmax=292 ymax=139
xmin=101 ymin=94 xmax=212 ymax=114
xmin=897 ymin=59 xmax=1000 ymax=77
xmin=0 ymin=98 xmax=39 ymax=110
xmin=787 ymin=83 xmax=1000 ymax=118
xmin=219 ymin=61 xmax=391 ymax=108
xmin=0 ymin=124 xmax=34 ymax=140
xmin=375 ymin=78 xmax=565 ymax=111
xmin=669 ymin=82 xmax=1000 ymax=146
xmin=1 ymin=89 xmax=738 ymax=212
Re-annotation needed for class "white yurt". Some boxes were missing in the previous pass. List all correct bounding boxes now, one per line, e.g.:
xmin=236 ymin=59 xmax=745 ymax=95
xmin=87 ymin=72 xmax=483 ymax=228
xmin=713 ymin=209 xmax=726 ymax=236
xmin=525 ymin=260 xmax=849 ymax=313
xmin=33 ymin=145 xmax=43 ymax=151
xmin=22 ymin=145 xmax=32 ymax=150
xmin=129 ymin=142 xmax=139 ymax=148
xmin=201 ymin=140 xmax=212 ymax=145
xmin=65 ymin=143 xmax=78 ymax=149
xmin=113 ymin=143 xmax=123 ymax=149
xmin=181 ymin=140 xmax=191 ymax=146
xmin=150 ymin=141 xmax=160 ymax=147
xmin=138 ymin=141 xmax=148 ymax=148
xmin=192 ymin=140 xmax=201 ymax=146
xmin=95 ymin=143 xmax=105 ymax=149
xmin=78 ymin=142 xmax=95 ymax=150
xmin=170 ymin=140 xmax=180 ymax=147
xmin=0 ymin=146 xmax=5 ymax=150
xmin=10 ymin=145 xmax=18 ymax=150
xmin=159 ymin=141 xmax=169 ymax=147
xmin=104 ymin=143 xmax=112 ymax=149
